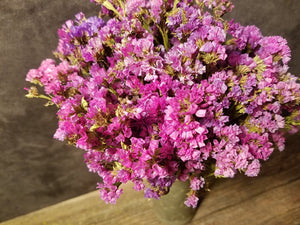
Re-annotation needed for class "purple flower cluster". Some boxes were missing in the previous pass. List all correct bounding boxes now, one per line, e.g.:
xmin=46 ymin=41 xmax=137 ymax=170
xmin=26 ymin=0 xmax=300 ymax=207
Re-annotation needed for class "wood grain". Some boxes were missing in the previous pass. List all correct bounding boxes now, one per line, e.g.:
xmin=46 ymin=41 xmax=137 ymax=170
xmin=2 ymin=134 xmax=300 ymax=225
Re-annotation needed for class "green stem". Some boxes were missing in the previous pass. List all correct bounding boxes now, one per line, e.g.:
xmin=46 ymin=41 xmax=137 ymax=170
xmin=38 ymin=95 xmax=52 ymax=101
xmin=156 ymin=25 xmax=169 ymax=51
xmin=103 ymin=1 xmax=122 ymax=19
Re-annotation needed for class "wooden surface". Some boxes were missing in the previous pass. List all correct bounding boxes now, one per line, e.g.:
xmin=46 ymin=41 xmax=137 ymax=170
xmin=2 ymin=134 xmax=300 ymax=225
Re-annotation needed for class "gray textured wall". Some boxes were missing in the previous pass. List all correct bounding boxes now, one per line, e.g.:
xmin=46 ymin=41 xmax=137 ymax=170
xmin=0 ymin=0 xmax=100 ymax=222
xmin=0 ymin=0 xmax=299 ymax=222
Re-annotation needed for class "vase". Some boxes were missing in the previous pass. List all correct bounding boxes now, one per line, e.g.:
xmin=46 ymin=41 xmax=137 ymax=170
xmin=152 ymin=180 xmax=204 ymax=225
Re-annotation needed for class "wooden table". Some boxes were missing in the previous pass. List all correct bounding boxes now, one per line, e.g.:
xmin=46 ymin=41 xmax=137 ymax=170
xmin=2 ymin=134 xmax=300 ymax=225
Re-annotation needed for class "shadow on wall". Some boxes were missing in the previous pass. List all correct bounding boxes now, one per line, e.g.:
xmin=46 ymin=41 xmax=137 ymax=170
xmin=0 ymin=0 xmax=299 ymax=222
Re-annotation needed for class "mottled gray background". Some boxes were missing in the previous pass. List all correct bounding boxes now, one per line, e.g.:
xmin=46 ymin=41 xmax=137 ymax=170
xmin=0 ymin=0 xmax=299 ymax=222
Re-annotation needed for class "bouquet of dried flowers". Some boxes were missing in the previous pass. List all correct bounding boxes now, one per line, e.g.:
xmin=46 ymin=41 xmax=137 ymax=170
xmin=25 ymin=0 xmax=300 ymax=208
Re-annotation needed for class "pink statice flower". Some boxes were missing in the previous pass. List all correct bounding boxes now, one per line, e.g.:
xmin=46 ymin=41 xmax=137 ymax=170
xmin=25 ymin=0 xmax=300 ymax=208
xmin=190 ymin=177 xmax=205 ymax=191
xmin=245 ymin=159 xmax=261 ymax=177
xmin=184 ymin=193 xmax=199 ymax=208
